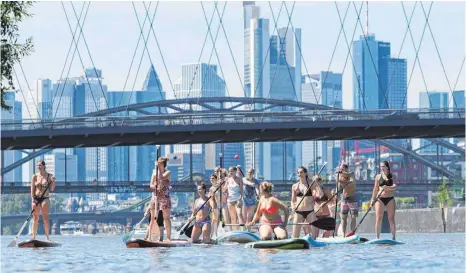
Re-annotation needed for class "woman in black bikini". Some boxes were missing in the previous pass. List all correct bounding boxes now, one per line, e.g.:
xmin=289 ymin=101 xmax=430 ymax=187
xmin=291 ymin=166 xmax=317 ymax=238
xmin=371 ymin=161 xmax=397 ymax=240
xmin=30 ymin=160 xmax=56 ymax=241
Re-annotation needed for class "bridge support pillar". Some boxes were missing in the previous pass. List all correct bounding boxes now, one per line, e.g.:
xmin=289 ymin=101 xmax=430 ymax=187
xmin=126 ymin=218 xmax=132 ymax=233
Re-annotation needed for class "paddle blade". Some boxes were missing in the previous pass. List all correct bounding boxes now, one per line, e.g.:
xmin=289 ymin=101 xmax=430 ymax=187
xmin=346 ymin=230 xmax=356 ymax=237
xmin=122 ymin=231 xmax=134 ymax=243
xmin=7 ymin=238 xmax=17 ymax=247
xmin=310 ymin=217 xmax=336 ymax=231
xmin=184 ymin=224 xmax=194 ymax=239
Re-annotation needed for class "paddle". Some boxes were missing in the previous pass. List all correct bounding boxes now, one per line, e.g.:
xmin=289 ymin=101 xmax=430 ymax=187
xmin=122 ymin=214 xmax=148 ymax=243
xmin=346 ymin=188 xmax=385 ymax=237
xmin=175 ymin=179 xmax=225 ymax=240
xmin=293 ymin=162 xmax=328 ymax=214
xmin=148 ymin=145 xmax=161 ymax=240
xmin=8 ymin=174 xmax=52 ymax=247
xmin=306 ymin=180 xmax=355 ymax=231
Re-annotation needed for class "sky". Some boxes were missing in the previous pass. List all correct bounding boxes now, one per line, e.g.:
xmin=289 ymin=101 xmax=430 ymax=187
xmin=14 ymin=1 xmax=465 ymax=110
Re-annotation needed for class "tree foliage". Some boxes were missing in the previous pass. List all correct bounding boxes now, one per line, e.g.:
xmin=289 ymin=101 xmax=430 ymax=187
xmin=1 ymin=1 xmax=34 ymax=110
xmin=437 ymin=180 xmax=453 ymax=208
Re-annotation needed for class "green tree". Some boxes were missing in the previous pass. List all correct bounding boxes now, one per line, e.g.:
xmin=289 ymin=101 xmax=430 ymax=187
xmin=438 ymin=180 xmax=453 ymax=208
xmin=1 ymin=1 xmax=34 ymax=110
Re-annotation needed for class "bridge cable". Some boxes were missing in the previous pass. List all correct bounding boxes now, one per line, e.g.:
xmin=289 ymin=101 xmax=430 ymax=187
xmin=116 ymin=1 xmax=154 ymax=109
xmin=70 ymin=2 xmax=110 ymax=110
xmin=420 ymin=2 xmax=462 ymax=115
xmin=198 ymin=2 xmax=232 ymax=111
xmin=49 ymin=2 xmax=89 ymax=119
xmin=120 ymin=2 xmax=165 ymax=126
xmin=331 ymin=2 xmax=365 ymax=110
xmin=142 ymin=2 xmax=180 ymax=100
xmin=184 ymin=2 xmax=219 ymax=103
xmin=314 ymin=2 xmax=350 ymax=109
xmin=55 ymin=2 xmax=100 ymax=124
xmin=213 ymin=2 xmax=248 ymax=99
xmin=352 ymin=2 xmax=390 ymax=111
xmin=248 ymin=2 xmax=285 ymax=109
xmin=12 ymin=69 xmax=38 ymax=129
xmin=259 ymin=1 xmax=298 ymax=123
xmin=399 ymin=1 xmax=434 ymax=112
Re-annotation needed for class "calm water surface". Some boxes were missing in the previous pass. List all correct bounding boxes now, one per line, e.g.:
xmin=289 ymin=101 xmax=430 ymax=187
xmin=1 ymin=233 xmax=464 ymax=272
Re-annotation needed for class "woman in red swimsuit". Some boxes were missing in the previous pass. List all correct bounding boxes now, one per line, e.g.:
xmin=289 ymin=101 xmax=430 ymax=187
xmin=248 ymin=182 xmax=289 ymax=240
xmin=371 ymin=160 xmax=397 ymax=240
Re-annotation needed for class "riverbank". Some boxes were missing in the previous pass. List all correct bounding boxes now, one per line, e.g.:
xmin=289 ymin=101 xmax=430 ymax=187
xmin=356 ymin=207 xmax=465 ymax=233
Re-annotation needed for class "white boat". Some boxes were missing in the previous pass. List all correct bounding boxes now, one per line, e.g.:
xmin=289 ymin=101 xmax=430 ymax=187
xmin=60 ymin=221 xmax=88 ymax=236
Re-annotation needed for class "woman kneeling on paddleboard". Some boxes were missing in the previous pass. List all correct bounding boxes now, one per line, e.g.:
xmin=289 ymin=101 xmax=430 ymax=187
xmin=31 ymin=160 xmax=56 ymax=241
xmin=189 ymin=182 xmax=217 ymax=243
xmin=248 ymin=182 xmax=289 ymax=240
xmin=371 ymin=160 xmax=397 ymax=240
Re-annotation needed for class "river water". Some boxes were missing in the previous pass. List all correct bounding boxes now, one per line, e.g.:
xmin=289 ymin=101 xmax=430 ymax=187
xmin=1 ymin=233 xmax=464 ymax=272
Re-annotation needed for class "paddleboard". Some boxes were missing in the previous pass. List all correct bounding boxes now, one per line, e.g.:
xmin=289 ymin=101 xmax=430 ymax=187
xmin=316 ymin=234 xmax=360 ymax=244
xmin=364 ymin=239 xmax=405 ymax=245
xmin=18 ymin=239 xmax=61 ymax=248
xmin=245 ymin=238 xmax=309 ymax=250
xmin=126 ymin=238 xmax=190 ymax=248
xmin=301 ymin=235 xmax=326 ymax=247
xmin=217 ymin=231 xmax=260 ymax=244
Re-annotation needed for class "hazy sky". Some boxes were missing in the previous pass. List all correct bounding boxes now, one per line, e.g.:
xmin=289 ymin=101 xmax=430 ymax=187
xmin=14 ymin=1 xmax=465 ymax=110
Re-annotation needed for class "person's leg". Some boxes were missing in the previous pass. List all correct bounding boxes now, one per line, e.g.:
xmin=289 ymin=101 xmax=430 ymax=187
xmin=259 ymin=225 xmax=273 ymax=240
xmin=273 ymin=226 xmax=288 ymax=240
xmin=349 ymin=202 xmax=359 ymax=232
xmin=374 ymin=201 xmax=384 ymax=239
xmin=41 ymin=200 xmax=51 ymax=240
xmin=292 ymin=213 xmax=304 ymax=238
xmin=190 ymin=223 xmax=202 ymax=243
xmin=340 ymin=201 xmax=349 ymax=236
xmin=228 ymin=202 xmax=238 ymax=231
xmin=385 ymin=199 xmax=396 ymax=240
xmin=162 ymin=208 xmax=171 ymax=240
xmin=32 ymin=203 xmax=40 ymax=239
xmin=202 ymin=222 xmax=212 ymax=243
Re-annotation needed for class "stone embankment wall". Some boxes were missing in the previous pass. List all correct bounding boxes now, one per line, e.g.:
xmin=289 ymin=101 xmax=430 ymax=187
xmin=355 ymin=207 xmax=465 ymax=233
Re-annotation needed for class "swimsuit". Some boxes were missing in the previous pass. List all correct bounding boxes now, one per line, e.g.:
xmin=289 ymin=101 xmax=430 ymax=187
xmin=227 ymin=180 xmax=241 ymax=203
xmin=242 ymin=178 xmax=259 ymax=207
xmin=156 ymin=172 xmax=171 ymax=210
xmin=194 ymin=199 xmax=212 ymax=229
xmin=377 ymin=175 xmax=395 ymax=206
xmin=34 ymin=174 xmax=50 ymax=204
xmin=295 ymin=183 xmax=313 ymax=218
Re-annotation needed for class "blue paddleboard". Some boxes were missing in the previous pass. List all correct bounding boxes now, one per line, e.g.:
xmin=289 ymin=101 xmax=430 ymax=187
xmin=364 ymin=239 xmax=405 ymax=245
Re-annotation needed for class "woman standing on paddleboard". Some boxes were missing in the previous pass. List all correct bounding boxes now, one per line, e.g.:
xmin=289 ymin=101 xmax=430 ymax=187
xmin=291 ymin=166 xmax=317 ymax=238
xmin=149 ymin=157 xmax=172 ymax=241
xmin=189 ymin=182 xmax=217 ymax=243
xmin=242 ymin=168 xmax=260 ymax=232
xmin=209 ymin=172 xmax=227 ymax=237
xmin=371 ymin=161 xmax=397 ymax=240
xmin=312 ymin=175 xmax=332 ymax=238
xmin=30 ymin=160 xmax=56 ymax=241
xmin=248 ymin=182 xmax=289 ymax=240
xmin=226 ymin=166 xmax=244 ymax=231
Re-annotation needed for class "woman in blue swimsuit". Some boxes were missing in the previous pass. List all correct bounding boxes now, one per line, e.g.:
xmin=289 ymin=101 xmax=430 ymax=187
xmin=190 ymin=182 xmax=217 ymax=243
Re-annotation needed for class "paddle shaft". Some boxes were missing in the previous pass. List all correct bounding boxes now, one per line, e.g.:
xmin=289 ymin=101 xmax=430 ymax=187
xmin=333 ymin=172 xmax=339 ymax=237
xmin=313 ymin=179 xmax=354 ymax=215
xmin=9 ymin=174 xmax=52 ymax=246
xmin=294 ymin=162 xmax=327 ymax=211
xmin=180 ymin=179 xmax=225 ymax=235
xmin=348 ymin=188 xmax=385 ymax=236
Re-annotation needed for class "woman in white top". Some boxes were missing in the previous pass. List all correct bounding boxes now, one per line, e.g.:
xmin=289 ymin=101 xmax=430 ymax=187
xmin=226 ymin=166 xmax=244 ymax=231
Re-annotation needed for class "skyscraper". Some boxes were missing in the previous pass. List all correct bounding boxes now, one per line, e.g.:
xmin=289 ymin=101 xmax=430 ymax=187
xmin=387 ymin=58 xmax=407 ymax=109
xmin=353 ymin=34 xmax=390 ymax=110
xmin=2 ymin=90 xmax=22 ymax=182
xmin=301 ymin=72 xmax=342 ymax=173
xmin=173 ymin=63 xmax=226 ymax=177
xmin=419 ymin=91 xmax=449 ymax=153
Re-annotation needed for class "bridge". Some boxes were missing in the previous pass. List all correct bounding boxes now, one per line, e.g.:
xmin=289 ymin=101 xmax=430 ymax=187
xmin=2 ymin=179 xmax=453 ymax=197
xmin=2 ymin=97 xmax=464 ymax=150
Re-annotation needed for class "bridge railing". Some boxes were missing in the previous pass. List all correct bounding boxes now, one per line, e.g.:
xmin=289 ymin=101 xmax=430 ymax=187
xmin=1 ymin=179 xmax=458 ymax=188
xmin=1 ymin=108 xmax=463 ymax=131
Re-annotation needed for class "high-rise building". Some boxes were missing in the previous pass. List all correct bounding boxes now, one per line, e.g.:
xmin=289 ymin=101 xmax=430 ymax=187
xmin=44 ymin=153 xmax=78 ymax=181
xmin=173 ymin=63 xmax=226 ymax=177
xmin=107 ymin=65 xmax=166 ymax=183
xmin=301 ymin=72 xmax=342 ymax=173
xmin=74 ymin=69 xmax=108 ymax=187
xmin=2 ymin=90 xmax=22 ymax=182
xmin=387 ymin=58 xmax=407 ymax=109
xmin=353 ymin=34 xmax=390 ymax=110
xmin=419 ymin=91 xmax=449 ymax=153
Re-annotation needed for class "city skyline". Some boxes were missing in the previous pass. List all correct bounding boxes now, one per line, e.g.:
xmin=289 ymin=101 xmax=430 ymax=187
xmin=10 ymin=1 xmax=464 ymax=111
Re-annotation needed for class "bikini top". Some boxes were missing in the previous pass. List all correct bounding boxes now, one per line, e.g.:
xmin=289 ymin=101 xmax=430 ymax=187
xmin=378 ymin=174 xmax=393 ymax=187
xmin=260 ymin=205 xmax=278 ymax=214
xmin=296 ymin=183 xmax=313 ymax=197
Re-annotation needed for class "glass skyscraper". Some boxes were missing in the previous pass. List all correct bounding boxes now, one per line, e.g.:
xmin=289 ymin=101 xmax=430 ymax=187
xmin=2 ymin=90 xmax=22 ymax=182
